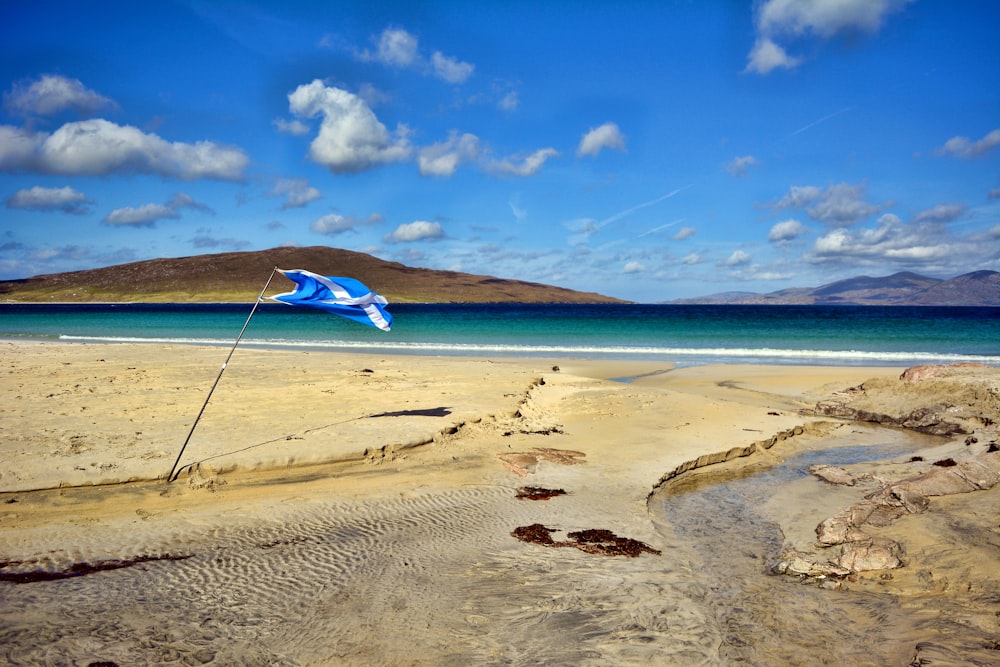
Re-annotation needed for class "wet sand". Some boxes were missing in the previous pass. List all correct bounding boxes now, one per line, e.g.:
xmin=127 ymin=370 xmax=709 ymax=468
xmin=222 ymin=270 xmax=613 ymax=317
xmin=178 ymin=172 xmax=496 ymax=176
xmin=0 ymin=341 xmax=997 ymax=665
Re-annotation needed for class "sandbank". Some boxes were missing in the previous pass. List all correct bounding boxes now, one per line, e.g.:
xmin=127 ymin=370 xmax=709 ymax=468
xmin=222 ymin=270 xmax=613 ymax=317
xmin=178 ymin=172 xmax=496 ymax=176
xmin=1 ymin=341 xmax=997 ymax=665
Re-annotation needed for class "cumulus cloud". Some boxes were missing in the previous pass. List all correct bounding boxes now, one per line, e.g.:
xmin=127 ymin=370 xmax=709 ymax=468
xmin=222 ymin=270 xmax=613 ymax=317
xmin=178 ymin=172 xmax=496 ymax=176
xmin=418 ymin=132 xmax=481 ymax=177
xmin=0 ymin=120 xmax=249 ymax=180
xmin=419 ymin=132 xmax=558 ymax=178
xmin=724 ymin=155 xmax=759 ymax=176
xmin=745 ymin=38 xmax=801 ymax=75
xmin=773 ymin=182 xmax=883 ymax=226
xmin=673 ymin=226 xmax=697 ymax=241
xmin=4 ymin=74 xmax=117 ymax=116
xmin=384 ymin=220 xmax=444 ymax=243
xmin=768 ymin=218 xmax=806 ymax=242
xmin=746 ymin=0 xmax=913 ymax=74
xmin=362 ymin=27 xmax=420 ymax=67
xmin=806 ymin=183 xmax=884 ymax=225
xmin=808 ymin=213 xmax=976 ymax=269
xmin=358 ymin=28 xmax=474 ymax=83
xmin=167 ymin=192 xmax=214 ymax=214
xmin=723 ymin=249 xmax=752 ymax=267
xmin=311 ymin=214 xmax=355 ymax=235
xmin=102 ymin=192 xmax=212 ymax=227
xmin=310 ymin=212 xmax=383 ymax=235
xmin=934 ymin=128 xmax=1000 ymax=159
xmin=622 ymin=261 xmax=647 ymax=274
xmin=913 ymin=203 xmax=966 ymax=224
xmin=498 ymin=90 xmax=519 ymax=112
xmin=432 ymin=51 xmax=475 ymax=84
xmin=680 ymin=253 xmax=702 ymax=265
xmin=103 ymin=203 xmax=179 ymax=227
xmin=577 ymin=122 xmax=626 ymax=158
xmin=485 ymin=147 xmax=560 ymax=177
xmin=5 ymin=185 xmax=93 ymax=214
xmin=270 ymin=177 xmax=321 ymax=209
xmin=288 ymin=79 xmax=411 ymax=174
xmin=774 ymin=184 xmax=822 ymax=209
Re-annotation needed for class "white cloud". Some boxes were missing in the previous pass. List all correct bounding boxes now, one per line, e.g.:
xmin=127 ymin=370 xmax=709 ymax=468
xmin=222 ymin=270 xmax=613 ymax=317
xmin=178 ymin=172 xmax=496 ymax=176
xmin=774 ymin=182 xmax=883 ymax=226
xmin=913 ymin=203 xmax=966 ymax=224
xmin=4 ymin=74 xmax=117 ymax=116
xmin=5 ymin=186 xmax=93 ymax=214
xmin=0 ymin=120 xmax=249 ymax=180
xmin=311 ymin=214 xmax=355 ymax=235
xmin=673 ymin=226 xmax=697 ymax=241
xmin=768 ymin=218 xmax=806 ymax=242
xmin=102 ymin=192 xmax=212 ymax=227
xmin=810 ymin=213 xmax=961 ymax=268
xmin=363 ymin=28 xmax=419 ymax=67
xmin=746 ymin=0 xmax=913 ymax=74
xmin=577 ymin=122 xmax=626 ymax=158
xmin=745 ymin=38 xmax=801 ymax=75
xmin=724 ymin=249 xmax=752 ymax=267
xmin=103 ymin=203 xmax=179 ymax=227
xmin=167 ymin=192 xmax=214 ymax=214
xmin=384 ymin=220 xmax=444 ymax=243
xmin=806 ymin=183 xmax=883 ymax=226
xmin=724 ymin=155 xmax=759 ymax=176
xmin=486 ymin=147 xmax=559 ymax=177
xmin=431 ymin=51 xmax=475 ymax=84
xmin=418 ymin=132 xmax=481 ymax=177
xmin=272 ymin=118 xmax=311 ymax=135
xmin=0 ymin=126 xmax=43 ymax=170
xmin=498 ymin=90 xmax=519 ymax=112
xmin=934 ymin=128 xmax=1000 ymax=159
xmin=358 ymin=28 xmax=474 ymax=84
xmin=622 ymin=261 xmax=647 ymax=274
xmin=758 ymin=0 xmax=912 ymax=38
xmin=419 ymin=133 xmax=559 ymax=178
xmin=288 ymin=79 xmax=411 ymax=174
xmin=680 ymin=253 xmax=702 ymax=265
xmin=508 ymin=196 xmax=527 ymax=221
xmin=774 ymin=184 xmax=822 ymax=209
xmin=270 ymin=177 xmax=321 ymax=209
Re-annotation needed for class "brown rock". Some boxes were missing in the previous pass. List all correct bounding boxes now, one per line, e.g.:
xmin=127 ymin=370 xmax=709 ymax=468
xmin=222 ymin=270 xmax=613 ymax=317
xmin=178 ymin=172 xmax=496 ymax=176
xmin=808 ymin=464 xmax=858 ymax=486
xmin=835 ymin=536 xmax=904 ymax=572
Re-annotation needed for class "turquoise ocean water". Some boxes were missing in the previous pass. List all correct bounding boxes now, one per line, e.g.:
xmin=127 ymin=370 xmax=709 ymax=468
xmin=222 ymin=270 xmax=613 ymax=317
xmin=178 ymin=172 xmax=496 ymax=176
xmin=1 ymin=303 xmax=998 ymax=366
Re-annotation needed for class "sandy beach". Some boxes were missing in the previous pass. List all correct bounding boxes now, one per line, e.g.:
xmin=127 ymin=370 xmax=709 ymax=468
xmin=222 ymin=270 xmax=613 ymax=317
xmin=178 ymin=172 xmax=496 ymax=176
xmin=1 ymin=341 xmax=998 ymax=665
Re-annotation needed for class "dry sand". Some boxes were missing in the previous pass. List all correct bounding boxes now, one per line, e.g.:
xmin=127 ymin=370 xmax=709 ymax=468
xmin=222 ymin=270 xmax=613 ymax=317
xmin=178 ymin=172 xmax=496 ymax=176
xmin=0 ymin=341 xmax=997 ymax=665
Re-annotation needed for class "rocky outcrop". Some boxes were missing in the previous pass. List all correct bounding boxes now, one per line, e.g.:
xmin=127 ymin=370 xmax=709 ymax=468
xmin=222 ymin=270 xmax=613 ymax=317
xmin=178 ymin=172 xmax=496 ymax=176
xmin=812 ymin=363 xmax=999 ymax=436
xmin=774 ymin=364 xmax=1000 ymax=581
xmin=775 ymin=442 xmax=1000 ymax=580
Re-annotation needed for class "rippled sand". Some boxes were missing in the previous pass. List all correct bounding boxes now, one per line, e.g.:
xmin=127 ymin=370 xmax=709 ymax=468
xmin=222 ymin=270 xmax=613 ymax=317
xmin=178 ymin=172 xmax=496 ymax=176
xmin=1 ymin=342 xmax=997 ymax=665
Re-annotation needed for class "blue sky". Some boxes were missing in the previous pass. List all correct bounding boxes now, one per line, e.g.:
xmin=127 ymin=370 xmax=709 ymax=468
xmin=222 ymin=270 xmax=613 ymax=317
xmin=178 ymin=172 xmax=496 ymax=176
xmin=1 ymin=0 xmax=998 ymax=302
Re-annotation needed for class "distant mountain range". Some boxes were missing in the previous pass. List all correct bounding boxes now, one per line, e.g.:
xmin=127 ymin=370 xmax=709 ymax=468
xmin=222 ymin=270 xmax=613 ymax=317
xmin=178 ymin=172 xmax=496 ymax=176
xmin=0 ymin=246 xmax=623 ymax=304
xmin=670 ymin=270 xmax=1000 ymax=306
xmin=1 ymin=248 xmax=996 ymax=306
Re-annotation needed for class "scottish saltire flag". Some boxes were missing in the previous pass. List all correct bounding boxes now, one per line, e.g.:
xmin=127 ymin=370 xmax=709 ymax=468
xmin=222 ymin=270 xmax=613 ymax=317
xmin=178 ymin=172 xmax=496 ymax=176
xmin=269 ymin=269 xmax=392 ymax=331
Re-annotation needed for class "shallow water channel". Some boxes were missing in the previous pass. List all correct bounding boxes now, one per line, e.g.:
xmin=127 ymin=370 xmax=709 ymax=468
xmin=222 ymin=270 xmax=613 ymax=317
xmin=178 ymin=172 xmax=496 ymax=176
xmin=650 ymin=424 xmax=942 ymax=666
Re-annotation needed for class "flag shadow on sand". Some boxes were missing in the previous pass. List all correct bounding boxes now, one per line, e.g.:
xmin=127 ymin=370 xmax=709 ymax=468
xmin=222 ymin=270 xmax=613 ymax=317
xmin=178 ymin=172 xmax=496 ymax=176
xmin=173 ymin=406 xmax=453 ymax=478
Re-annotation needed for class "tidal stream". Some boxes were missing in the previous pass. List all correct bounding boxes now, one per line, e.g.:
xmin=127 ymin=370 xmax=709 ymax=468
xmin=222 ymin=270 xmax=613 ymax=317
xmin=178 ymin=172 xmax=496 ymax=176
xmin=651 ymin=424 xmax=944 ymax=666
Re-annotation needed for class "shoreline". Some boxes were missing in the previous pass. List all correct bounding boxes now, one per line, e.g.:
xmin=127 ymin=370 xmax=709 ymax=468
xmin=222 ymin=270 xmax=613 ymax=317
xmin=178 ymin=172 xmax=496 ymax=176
xmin=1 ymin=341 xmax=997 ymax=665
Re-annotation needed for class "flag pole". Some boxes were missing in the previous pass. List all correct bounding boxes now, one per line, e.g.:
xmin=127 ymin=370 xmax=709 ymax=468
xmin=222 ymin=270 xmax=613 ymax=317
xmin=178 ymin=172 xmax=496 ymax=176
xmin=167 ymin=267 xmax=280 ymax=483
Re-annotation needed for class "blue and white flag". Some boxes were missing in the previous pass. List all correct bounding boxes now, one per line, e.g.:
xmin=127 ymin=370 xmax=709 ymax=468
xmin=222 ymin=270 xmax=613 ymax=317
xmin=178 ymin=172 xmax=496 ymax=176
xmin=269 ymin=269 xmax=392 ymax=331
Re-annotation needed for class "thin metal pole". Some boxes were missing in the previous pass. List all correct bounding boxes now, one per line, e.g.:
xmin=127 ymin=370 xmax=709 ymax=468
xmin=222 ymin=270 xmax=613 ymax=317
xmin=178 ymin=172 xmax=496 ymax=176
xmin=167 ymin=268 xmax=279 ymax=482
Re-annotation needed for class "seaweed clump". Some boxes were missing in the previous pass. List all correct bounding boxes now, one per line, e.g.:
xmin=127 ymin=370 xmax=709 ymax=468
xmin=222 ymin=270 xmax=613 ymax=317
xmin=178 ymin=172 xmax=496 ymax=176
xmin=511 ymin=523 xmax=660 ymax=557
xmin=515 ymin=486 xmax=567 ymax=500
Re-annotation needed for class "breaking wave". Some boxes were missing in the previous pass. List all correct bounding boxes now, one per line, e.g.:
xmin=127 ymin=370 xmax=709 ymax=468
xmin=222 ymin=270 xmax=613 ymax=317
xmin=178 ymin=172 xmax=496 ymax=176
xmin=57 ymin=335 xmax=1000 ymax=366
